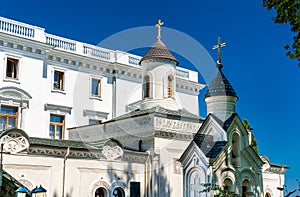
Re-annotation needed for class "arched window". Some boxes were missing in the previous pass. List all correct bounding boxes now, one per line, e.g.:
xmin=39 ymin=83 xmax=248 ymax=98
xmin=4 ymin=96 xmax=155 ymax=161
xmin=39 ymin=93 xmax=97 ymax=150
xmin=167 ymin=75 xmax=173 ymax=98
xmin=223 ymin=178 xmax=233 ymax=193
xmin=95 ymin=187 xmax=107 ymax=197
xmin=112 ymin=187 xmax=125 ymax=197
xmin=242 ymin=179 xmax=251 ymax=197
xmin=143 ymin=75 xmax=150 ymax=98
xmin=265 ymin=192 xmax=271 ymax=197
xmin=232 ymin=133 xmax=240 ymax=166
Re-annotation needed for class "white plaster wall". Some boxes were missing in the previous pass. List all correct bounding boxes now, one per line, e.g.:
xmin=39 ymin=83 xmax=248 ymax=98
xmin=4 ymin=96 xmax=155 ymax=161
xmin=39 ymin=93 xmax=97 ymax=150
xmin=262 ymin=171 xmax=285 ymax=197
xmin=155 ymin=137 xmax=191 ymax=197
xmin=115 ymin=78 xmax=141 ymax=117
xmin=3 ymin=153 xmax=146 ymax=197
xmin=176 ymin=91 xmax=199 ymax=115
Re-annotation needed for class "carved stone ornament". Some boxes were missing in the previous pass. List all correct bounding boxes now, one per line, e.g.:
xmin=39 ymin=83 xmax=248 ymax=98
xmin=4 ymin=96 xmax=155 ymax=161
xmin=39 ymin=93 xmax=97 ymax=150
xmin=102 ymin=145 xmax=123 ymax=160
xmin=173 ymin=160 xmax=182 ymax=174
xmin=0 ymin=132 xmax=29 ymax=154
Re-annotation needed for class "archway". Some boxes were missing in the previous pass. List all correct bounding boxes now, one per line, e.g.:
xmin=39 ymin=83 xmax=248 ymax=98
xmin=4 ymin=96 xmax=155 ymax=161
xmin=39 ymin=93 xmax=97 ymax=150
xmin=112 ymin=187 xmax=125 ymax=197
xmin=95 ymin=187 xmax=107 ymax=197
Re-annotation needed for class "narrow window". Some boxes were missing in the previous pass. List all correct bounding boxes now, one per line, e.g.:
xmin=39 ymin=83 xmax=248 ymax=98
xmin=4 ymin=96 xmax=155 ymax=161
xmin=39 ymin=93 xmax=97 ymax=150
xmin=232 ymin=133 xmax=240 ymax=166
xmin=53 ymin=70 xmax=64 ymax=90
xmin=91 ymin=78 xmax=101 ymax=97
xmin=0 ymin=106 xmax=18 ymax=131
xmin=6 ymin=58 xmax=19 ymax=79
xmin=143 ymin=75 xmax=150 ymax=98
xmin=138 ymin=140 xmax=142 ymax=151
xmin=49 ymin=114 xmax=64 ymax=139
xmin=167 ymin=75 xmax=173 ymax=98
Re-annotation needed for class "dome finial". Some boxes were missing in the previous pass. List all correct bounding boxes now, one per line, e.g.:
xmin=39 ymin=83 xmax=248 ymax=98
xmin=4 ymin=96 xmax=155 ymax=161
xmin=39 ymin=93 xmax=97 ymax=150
xmin=155 ymin=19 xmax=164 ymax=39
xmin=212 ymin=37 xmax=226 ymax=66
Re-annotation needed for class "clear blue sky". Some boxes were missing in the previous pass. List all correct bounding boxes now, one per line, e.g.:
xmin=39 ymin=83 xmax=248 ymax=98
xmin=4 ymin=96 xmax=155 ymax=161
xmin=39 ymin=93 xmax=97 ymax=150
xmin=1 ymin=0 xmax=299 ymax=193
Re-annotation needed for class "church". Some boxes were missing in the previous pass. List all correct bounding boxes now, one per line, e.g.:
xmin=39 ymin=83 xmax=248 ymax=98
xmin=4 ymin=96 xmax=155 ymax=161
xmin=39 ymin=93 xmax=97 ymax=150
xmin=0 ymin=16 xmax=287 ymax=197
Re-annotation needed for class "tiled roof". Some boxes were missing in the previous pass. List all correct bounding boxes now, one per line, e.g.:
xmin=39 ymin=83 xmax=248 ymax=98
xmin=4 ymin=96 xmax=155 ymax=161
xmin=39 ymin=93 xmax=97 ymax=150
xmin=29 ymin=137 xmax=92 ymax=149
xmin=209 ymin=113 xmax=238 ymax=131
xmin=140 ymin=39 xmax=178 ymax=65
xmin=107 ymin=105 xmax=204 ymax=122
xmin=193 ymin=133 xmax=227 ymax=158
xmin=204 ymin=64 xmax=237 ymax=99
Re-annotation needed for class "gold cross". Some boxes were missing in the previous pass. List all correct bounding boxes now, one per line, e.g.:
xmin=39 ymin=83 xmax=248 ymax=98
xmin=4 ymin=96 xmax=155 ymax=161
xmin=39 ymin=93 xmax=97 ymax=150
xmin=212 ymin=37 xmax=226 ymax=64
xmin=155 ymin=19 xmax=164 ymax=39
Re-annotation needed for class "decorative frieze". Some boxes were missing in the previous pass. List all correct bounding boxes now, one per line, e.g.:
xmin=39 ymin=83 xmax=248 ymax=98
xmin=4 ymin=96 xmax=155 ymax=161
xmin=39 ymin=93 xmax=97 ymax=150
xmin=155 ymin=117 xmax=200 ymax=133
xmin=155 ymin=130 xmax=193 ymax=141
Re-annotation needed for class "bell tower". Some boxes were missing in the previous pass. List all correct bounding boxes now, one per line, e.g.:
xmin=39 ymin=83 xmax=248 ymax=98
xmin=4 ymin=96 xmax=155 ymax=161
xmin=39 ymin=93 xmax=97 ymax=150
xmin=139 ymin=20 xmax=180 ymax=111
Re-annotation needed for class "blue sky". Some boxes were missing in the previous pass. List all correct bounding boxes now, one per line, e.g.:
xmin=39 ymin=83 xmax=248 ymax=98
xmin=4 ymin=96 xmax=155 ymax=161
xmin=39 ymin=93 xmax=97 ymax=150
xmin=1 ymin=0 xmax=299 ymax=193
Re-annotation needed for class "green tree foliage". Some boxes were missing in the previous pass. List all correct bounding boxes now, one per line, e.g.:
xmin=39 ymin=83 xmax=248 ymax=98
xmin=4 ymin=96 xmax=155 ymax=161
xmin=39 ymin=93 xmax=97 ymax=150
xmin=263 ymin=0 xmax=300 ymax=66
xmin=243 ymin=119 xmax=259 ymax=154
xmin=201 ymin=183 xmax=241 ymax=197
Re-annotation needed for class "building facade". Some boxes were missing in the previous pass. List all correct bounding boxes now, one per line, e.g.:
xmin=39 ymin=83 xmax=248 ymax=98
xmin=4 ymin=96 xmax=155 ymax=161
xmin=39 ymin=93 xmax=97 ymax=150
xmin=0 ymin=16 xmax=287 ymax=197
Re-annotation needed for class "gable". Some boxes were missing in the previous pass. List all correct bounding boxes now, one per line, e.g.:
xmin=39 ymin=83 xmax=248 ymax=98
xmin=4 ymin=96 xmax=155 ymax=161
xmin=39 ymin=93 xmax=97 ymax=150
xmin=179 ymin=141 xmax=209 ymax=168
xmin=197 ymin=114 xmax=227 ymax=142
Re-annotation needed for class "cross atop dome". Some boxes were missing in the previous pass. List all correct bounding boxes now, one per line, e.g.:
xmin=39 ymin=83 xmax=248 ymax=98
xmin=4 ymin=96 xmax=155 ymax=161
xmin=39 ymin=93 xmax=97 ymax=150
xmin=212 ymin=37 xmax=226 ymax=66
xmin=155 ymin=19 xmax=164 ymax=39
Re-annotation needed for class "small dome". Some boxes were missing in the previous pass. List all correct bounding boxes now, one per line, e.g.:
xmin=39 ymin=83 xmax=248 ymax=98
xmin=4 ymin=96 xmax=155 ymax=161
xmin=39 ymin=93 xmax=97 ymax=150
xmin=140 ymin=39 xmax=178 ymax=65
xmin=204 ymin=64 xmax=238 ymax=99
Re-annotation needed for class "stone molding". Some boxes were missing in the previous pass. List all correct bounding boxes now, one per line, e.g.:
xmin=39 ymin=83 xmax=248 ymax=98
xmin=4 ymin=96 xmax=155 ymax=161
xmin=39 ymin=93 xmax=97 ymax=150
xmin=44 ymin=103 xmax=72 ymax=114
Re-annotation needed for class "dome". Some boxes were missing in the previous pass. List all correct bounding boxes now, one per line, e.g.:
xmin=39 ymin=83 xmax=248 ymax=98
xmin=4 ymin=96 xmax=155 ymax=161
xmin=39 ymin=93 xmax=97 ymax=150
xmin=139 ymin=39 xmax=178 ymax=65
xmin=204 ymin=64 xmax=238 ymax=99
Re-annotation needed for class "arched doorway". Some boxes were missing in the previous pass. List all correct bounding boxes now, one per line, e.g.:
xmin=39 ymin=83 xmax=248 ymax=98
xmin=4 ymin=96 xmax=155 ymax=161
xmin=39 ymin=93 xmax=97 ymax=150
xmin=242 ymin=179 xmax=251 ymax=197
xmin=95 ymin=187 xmax=107 ymax=197
xmin=112 ymin=187 xmax=125 ymax=197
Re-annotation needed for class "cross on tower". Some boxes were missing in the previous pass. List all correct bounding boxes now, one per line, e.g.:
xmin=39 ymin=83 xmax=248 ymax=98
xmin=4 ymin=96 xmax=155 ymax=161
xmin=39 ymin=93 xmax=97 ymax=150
xmin=155 ymin=19 xmax=164 ymax=39
xmin=212 ymin=37 xmax=226 ymax=65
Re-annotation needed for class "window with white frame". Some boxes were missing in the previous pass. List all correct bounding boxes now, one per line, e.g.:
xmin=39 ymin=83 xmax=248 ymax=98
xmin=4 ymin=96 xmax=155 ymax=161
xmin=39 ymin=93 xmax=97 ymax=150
xmin=0 ymin=105 xmax=18 ymax=131
xmin=6 ymin=57 xmax=19 ymax=79
xmin=91 ymin=77 xmax=101 ymax=98
xmin=53 ymin=70 xmax=65 ymax=91
xmin=49 ymin=114 xmax=64 ymax=139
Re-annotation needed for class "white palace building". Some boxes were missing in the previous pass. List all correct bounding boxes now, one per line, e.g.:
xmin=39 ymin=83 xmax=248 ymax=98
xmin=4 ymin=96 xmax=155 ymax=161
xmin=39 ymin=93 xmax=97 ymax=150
xmin=0 ymin=16 xmax=288 ymax=197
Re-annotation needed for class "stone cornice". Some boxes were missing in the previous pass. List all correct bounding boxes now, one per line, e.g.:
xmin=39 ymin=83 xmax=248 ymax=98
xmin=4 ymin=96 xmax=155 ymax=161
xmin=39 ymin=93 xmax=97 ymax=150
xmin=28 ymin=145 xmax=147 ymax=163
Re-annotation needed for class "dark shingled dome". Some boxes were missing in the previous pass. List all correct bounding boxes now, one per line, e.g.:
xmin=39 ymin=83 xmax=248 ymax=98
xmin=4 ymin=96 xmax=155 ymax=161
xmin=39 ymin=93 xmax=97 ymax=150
xmin=204 ymin=64 xmax=238 ymax=99
xmin=140 ymin=39 xmax=178 ymax=65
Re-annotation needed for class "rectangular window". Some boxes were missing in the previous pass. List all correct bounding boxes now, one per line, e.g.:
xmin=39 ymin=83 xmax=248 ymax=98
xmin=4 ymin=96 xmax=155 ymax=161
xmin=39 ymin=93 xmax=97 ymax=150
xmin=0 ymin=106 xmax=18 ymax=131
xmin=89 ymin=119 xmax=102 ymax=125
xmin=91 ymin=78 xmax=101 ymax=97
xmin=49 ymin=114 xmax=64 ymax=139
xmin=130 ymin=182 xmax=140 ymax=197
xmin=6 ymin=57 xmax=19 ymax=79
xmin=53 ymin=70 xmax=64 ymax=90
